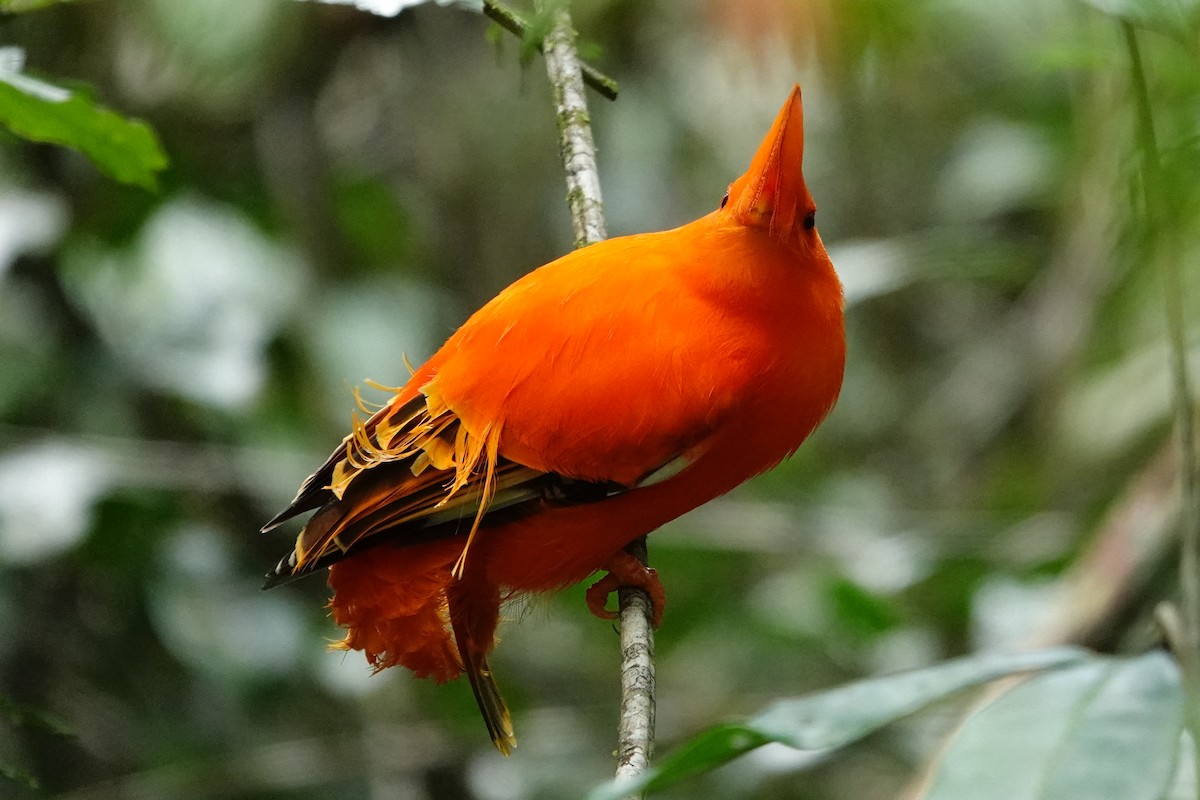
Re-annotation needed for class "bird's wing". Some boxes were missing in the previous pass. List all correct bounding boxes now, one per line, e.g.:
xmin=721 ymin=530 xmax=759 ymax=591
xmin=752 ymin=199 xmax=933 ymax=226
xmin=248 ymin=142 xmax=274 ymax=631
xmin=260 ymin=390 xmax=429 ymax=533
xmin=261 ymin=380 xmax=622 ymax=587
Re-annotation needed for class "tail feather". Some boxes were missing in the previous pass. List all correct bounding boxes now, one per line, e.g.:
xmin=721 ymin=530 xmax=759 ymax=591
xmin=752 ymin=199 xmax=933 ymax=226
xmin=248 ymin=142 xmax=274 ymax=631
xmin=449 ymin=580 xmax=516 ymax=754
xmin=325 ymin=539 xmax=517 ymax=754
xmin=467 ymin=657 xmax=516 ymax=755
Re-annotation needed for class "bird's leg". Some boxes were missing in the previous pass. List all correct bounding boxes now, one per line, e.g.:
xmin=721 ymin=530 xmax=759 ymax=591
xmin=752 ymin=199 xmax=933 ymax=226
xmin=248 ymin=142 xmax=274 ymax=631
xmin=586 ymin=549 xmax=665 ymax=627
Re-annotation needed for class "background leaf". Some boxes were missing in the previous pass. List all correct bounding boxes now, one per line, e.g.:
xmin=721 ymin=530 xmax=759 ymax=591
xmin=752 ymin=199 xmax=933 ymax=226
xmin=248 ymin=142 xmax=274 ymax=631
xmin=588 ymin=648 xmax=1088 ymax=800
xmin=920 ymin=651 xmax=1184 ymax=800
xmin=0 ymin=0 xmax=76 ymax=10
xmin=0 ymin=56 xmax=166 ymax=190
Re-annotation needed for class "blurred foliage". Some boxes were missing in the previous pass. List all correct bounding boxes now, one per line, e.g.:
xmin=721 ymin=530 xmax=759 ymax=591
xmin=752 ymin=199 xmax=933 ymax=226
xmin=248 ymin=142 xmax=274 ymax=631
xmin=589 ymin=648 xmax=1097 ymax=800
xmin=920 ymin=651 xmax=1184 ymax=800
xmin=0 ymin=47 xmax=167 ymax=190
xmin=591 ymin=647 xmax=1187 ymax=799
xmin=0 ymin=0 xmax=1197 ymax=799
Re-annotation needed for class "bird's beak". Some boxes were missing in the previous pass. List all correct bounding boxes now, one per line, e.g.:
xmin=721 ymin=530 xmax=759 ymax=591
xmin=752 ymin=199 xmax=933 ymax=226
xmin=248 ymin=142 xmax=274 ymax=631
xmin=725 ymin=84 xmax=815 ymax=242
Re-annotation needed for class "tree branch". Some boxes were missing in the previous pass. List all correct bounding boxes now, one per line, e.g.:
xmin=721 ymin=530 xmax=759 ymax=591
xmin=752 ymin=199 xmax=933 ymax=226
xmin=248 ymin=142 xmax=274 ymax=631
xmin=539 ymin=4 xmax=656 ymax=785
xmin=541 ymin=4 xmax=608 ymax=247
xmin=615 ymin=537 xmax=656 ymax=783
xmin=483 ymin=0 xmax=619 ymax=101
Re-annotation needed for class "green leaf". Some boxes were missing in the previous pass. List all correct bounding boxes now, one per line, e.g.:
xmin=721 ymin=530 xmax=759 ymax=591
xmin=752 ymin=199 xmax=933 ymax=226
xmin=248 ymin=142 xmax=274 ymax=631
xmin=0 ymin=0 xmax=75 ymax=10
xmin=828 ymin=577 xmax=903 ymax=639
xmin=517 ymin=0 xmax=561 ymax=61
xmin=0 ymin=50 xmax=167 ymax=190
xmin=921 ymin=651 xmax=1184 ymax=800
xmin=586 ymin=647 xmax=1088 ymax=800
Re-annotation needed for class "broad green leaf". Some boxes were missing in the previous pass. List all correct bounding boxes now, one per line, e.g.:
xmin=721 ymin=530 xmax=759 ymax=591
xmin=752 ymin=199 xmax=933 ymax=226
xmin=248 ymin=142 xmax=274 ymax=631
xmin=586 ymin=647 xmax=1088 ymax=800
xmin=295 ymin=0 xmax=484 ymax=16
xmin=921 ymin=651 xmax=1184 ymax=800
xmin=0 ymin=50 xmax=167 ymax=190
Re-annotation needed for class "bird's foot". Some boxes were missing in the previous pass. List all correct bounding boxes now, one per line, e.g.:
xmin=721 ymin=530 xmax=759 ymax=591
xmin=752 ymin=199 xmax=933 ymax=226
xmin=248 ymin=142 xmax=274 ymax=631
xmin=585 ymin=549 xmax=665 ymax=628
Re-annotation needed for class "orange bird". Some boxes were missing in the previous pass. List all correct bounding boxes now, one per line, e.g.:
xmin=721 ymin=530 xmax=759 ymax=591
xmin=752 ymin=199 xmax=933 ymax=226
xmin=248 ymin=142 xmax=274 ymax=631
xmin=262 ymin=85 xmax=844 ymax=753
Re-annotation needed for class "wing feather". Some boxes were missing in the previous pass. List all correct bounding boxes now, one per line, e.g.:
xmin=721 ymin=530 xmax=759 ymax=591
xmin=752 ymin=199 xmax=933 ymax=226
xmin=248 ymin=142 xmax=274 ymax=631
xmin=262 ymin=387 xmax=611 ymax=587
xmin=260 ymin=393 xmax=428 ymax=532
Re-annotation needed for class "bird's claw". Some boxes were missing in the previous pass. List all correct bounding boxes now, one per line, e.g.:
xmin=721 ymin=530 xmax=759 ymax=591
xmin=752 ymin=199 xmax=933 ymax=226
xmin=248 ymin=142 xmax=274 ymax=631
xmin=585 ymin=550 xmax=665 ymax=628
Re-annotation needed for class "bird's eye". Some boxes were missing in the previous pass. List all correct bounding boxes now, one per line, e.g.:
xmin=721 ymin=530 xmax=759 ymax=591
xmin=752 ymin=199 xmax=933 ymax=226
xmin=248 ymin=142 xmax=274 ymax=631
xmin=719 ymin=193 xmax=729 ymax=210
xmin=803 ymin=211 xmax=816 ymax=230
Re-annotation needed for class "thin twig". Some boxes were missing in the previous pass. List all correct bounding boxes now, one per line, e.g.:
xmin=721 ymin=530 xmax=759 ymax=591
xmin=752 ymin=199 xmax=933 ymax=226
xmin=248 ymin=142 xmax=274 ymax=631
xmin=483 ymin=0 xmax=619 ymax=101
xmin=1123 ymin=20 xmax=1200 ymax=796
xmin=1123 ymin=22 xmax=1200 ymax=649
xmin=539 ymin=3 xmax=656 ymax=786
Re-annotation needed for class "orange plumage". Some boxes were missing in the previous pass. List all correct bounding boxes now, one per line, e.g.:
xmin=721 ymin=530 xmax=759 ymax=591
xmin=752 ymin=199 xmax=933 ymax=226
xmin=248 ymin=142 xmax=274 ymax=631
xmin=263 ymin=85 xmax=844 ymax=753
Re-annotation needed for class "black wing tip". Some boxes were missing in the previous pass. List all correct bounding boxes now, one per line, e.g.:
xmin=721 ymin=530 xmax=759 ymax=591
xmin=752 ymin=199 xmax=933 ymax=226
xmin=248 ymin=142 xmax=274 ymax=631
xmin=261 ymin=571 xmax=289 ymax=590
xmin=259 ymin=518 xmax=285 ymax=535
xmin=260 ymin=501 xmax=310 ymax=534
xmin=261 ymin=551 xmax=309 ymax=590
xmin=262 ymin=476 xmax=336 ymax=534
xmin=262 ymin=569 xmax=315 ymax=590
